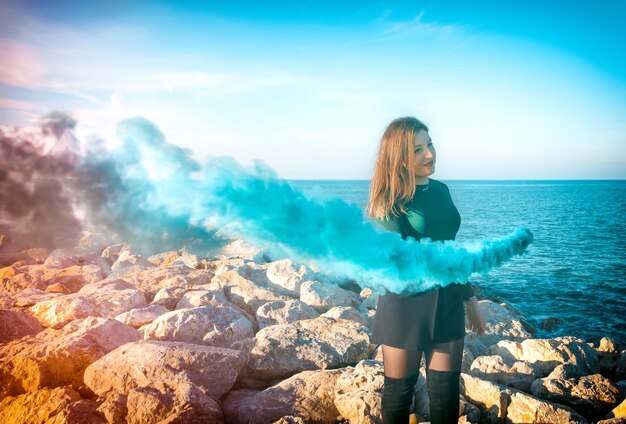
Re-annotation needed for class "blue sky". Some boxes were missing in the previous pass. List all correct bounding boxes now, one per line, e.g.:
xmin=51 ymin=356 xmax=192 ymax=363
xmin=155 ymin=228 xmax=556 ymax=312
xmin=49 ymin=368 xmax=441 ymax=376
xmin=1 ymin=0 xmax=624 ymax=179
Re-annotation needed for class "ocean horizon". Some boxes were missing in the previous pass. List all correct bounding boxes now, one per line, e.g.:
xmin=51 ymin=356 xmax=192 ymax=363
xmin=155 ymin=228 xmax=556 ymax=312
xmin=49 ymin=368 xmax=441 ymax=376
xmin=288 ymin=179 xmax=626 ymax=346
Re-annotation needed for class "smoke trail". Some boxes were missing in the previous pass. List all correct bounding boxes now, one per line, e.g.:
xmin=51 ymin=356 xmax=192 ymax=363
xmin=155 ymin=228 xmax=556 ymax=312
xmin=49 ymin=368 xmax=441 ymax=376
xmin=0 ymin=113 xmax=83 ymax=255
xmin=0 ymin=114 xmax=533 ymax=295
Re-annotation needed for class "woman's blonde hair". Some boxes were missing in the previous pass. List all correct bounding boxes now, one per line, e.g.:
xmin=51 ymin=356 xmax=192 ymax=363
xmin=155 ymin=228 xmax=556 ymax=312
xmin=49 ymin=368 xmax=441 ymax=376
xmin=367 ymin=116 xmax=429 ymax=219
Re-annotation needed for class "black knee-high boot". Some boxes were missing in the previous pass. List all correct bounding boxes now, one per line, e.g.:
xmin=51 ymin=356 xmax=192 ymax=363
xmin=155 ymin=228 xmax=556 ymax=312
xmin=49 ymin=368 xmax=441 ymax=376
xmin=426 ymin=369 xmax=461 ymax=424
xmin=381 ymin=373 xmax=419 ymax=424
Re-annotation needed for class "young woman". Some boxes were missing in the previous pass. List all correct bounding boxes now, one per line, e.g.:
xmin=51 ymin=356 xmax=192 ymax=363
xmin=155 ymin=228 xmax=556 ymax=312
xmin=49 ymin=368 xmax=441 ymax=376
xmin=368 ymin=116 xmax=486 ymax=424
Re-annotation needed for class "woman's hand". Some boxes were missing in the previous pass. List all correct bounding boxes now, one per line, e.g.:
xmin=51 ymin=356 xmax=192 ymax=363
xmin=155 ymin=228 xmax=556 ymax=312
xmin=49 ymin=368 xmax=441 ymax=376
xmin=465 ymin=297 xmax=486 ymax=336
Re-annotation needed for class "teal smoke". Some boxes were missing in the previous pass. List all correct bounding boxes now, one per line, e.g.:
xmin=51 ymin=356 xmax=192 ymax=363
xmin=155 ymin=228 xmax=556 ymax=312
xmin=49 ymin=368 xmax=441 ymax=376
xmin=80 ymin=117 xmax=532 ymax=295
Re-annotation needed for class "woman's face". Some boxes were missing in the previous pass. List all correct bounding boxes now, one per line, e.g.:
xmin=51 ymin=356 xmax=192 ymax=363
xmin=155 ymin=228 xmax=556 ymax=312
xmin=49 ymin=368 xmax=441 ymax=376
xmin=413 ymin=129 xmax=436 ymax=178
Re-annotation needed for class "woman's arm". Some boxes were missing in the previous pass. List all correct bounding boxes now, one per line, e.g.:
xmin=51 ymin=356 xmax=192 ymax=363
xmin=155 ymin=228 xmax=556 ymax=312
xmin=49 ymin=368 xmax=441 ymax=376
xmin=464 ymin=296 xmax=486 ymax=335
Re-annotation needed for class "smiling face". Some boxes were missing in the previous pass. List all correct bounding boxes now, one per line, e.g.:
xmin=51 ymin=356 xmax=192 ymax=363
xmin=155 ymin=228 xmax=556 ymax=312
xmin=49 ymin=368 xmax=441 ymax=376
xmin=413 ymin=129 xmax=436 ymax=183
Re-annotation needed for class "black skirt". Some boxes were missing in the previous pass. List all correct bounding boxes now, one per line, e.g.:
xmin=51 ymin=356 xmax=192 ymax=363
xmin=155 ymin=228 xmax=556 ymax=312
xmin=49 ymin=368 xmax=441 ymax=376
xmin=370 ymin=283 xmax=467 ymax=351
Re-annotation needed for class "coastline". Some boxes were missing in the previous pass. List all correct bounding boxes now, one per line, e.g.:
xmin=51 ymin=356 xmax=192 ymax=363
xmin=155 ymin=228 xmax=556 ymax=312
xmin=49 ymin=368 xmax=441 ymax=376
xmin=1 ymin=236 xmax=625 ymax=423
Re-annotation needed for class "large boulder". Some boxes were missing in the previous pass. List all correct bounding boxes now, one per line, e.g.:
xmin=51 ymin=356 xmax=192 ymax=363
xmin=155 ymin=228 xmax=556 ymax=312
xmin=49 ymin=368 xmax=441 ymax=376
xmin=0 ymin=264 xmax=47 ymax=292
xmin=119 ymin=265 xmax=213 ymax=299
xmin=531 ymin=364 xmax=621 ymax=417
xmin=114 ymin=304 xmax=169 ymax=328
xmin=255 ymin=299 xmax=320 ymax=329
xmin=213 ymin=270 xmax=287 ymax=316
xmin=78 ymin=278 xmax=136 ymax=294
xmin=147 ymin=249 xmax=200 ymax=269
xmin=175 ymin=283 xmax=228 ymax=309
xmin=300 ymin=280 xmax=360 ymax=313
xmin=223 ymin=368 xmax=344 ymax=424
xmin=142 ymin=305 xmax=254 ymax=348
xmin=84 ymin=340 xmax=247 ymax=401
xmin=125 ymin=382 xmax=224 ymax=424
xmin=265 ymin=259 xmax=310 ymax=297
xmin=245 ymin=316 xmax=370 ymax=380
xmin=489 ymin=336 xmax=600 ymax=376
xmin=322 ymin=306 xmax=369 ymax=328
xmin=334 ymin=359 xmax=384 ymax=424
xmin=29 ymin=287 xmax=147 ymax=327
xmin=0 ymin=386 xmax=105 ymax=424
xmin=45 ymin=264 xmax=108 ymax=292
xmin=12 ymin=288 xmax=63 ymax=307
xmin=151 ymin=285 xmax=188 ymax=310
xmin=465 ymin=300 xmax=533 ymax=353
xmin=0 ymin=316 xmax=140 ymax=400
xmin=110 ymin=246 xmax=155 ymax=275
xmin=460 ymin=374 xmax=586 ymax=423
xmin=0 ymin=309 xmax=43 ymax=343
xmin=44 ymin=247 xmax=110 ymax=270
xmin=469 ymin=354 xmax=545 ymax=392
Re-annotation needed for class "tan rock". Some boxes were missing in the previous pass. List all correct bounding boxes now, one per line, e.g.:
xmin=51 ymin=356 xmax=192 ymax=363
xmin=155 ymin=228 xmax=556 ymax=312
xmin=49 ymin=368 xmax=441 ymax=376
xmin=49 ymin=398 xmax=107 ymax=424
xmin=238 ymin=261 xmax=271 ymax=286
xmin=360 ymin=287 xmax=381 ymax=310
xmin=460 ymin=373 xmax=510 ymax=422
xmin=334 ymin=359 xmax=384 ymax=424
xmin=255 ymin=299 xmax=319 ymax=329
xmin=46 ymin=264 xmax=107 ymax=292
xmin=506 ymin=390 xmax=586 ymax=423
xmin=322 ymin=306 xmax=369 ymax=327
xmin=246 ymin=316 xmax=370 ymax=380
xmin=489 ymin=337 xmax=600 ymax=376
xmin=96 ymin=393 xmax=128 ymax=424
xmin=597 ymin=418 xmax=626 ymax=424
xmin=44 ymin=247 xmax=111 ymax=270
xmin=0 ymin=309 xmax=43 ymax=343
xmin=0 ymin=386 xmax=84 ymax=424
xmin=151 ymin=285 xmax=187 ymax=309
xmin=117 ymin=264 xmax=203 ymax=299
xmin=45 ymin=282 xmax=72 ymax=294
xmin=605 ymin=397 xmax=626 ymax=418
xmin=176 ymin=283 xmax=232 ymax=310
xmin=12 ymin=288 xmax=62 ymax=307
xmin=223 ymin=368 xmax=344 ymax=424
xmin=469 ymin=354 xmax=543 ymax=391
xmin=0 ymin=292 xmax=16 ymax=309
xmin=300 ymin=280 xmax=360 ymax=313
xmin=213 ymin=270 xmax=287 ymax=316
xmin=126 ymin=380 xmax=224 ymax=424
xmin=0 ymin=266 xmax=47 ymax=292
xmin=115 ymin=304 xmax=169 ymax=328
xmin=29 ymin=288 xmax=147 ymax=327
xmin=460 ymin=374 xmax=587 ymax=423
xmin=468 ymin=300 xmax=533 ymax=351
xmin=0 ymin=316 xmax=140 ymax=400
xmin=599 ymin=337 xmax=620 ymax=353
xmin=204 ymin=257 xmax=246 ymax=276
xmin=143 ymin=305 xmax=254 ymax=348
xmin=101 ymin=243 xmax=128 ymax=266
xmin=84 ymin=340 xmax=246 ymax=400
xmin=266 ymin=258 xmax=309 ymax=297
xmin=78 ymin=277 xmax=136 ymax=294
xmin=110 ymin=246 xmax=155 ymax=274
xmin=148 ymin=250 xmax=184 ymax=267
xmin=272 ymin=417 xmax=307 ymax=424
xmin=531 ymin=372 xmax=620 ymax=416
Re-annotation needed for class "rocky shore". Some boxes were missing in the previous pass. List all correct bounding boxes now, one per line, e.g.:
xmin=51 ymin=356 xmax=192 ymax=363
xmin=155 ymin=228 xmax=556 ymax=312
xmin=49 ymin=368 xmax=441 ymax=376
xmin=1 ymin=236 xmax=625 ymax=424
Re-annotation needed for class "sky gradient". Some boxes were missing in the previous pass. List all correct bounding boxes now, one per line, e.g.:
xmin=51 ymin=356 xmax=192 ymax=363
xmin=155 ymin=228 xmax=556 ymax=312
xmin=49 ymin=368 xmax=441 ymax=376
xmin=1 ymin=0 xmax=624 ymax=179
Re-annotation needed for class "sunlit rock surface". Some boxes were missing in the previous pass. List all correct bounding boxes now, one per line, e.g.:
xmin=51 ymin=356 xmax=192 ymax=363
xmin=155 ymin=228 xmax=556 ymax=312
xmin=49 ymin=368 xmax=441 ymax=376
xmin=0 ymin=239 xmax=623 ymax=423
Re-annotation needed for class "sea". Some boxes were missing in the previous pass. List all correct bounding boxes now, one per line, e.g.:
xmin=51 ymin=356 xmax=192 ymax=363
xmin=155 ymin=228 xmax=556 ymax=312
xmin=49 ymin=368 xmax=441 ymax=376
xmin=288 ymin=179 xmax=626 ymax=346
